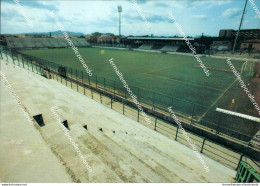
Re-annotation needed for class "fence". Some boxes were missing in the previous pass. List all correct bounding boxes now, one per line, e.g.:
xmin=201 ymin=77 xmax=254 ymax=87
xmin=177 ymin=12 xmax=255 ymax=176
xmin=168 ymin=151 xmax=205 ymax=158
xmin=1 ymin=49 xmax=259 ymax=175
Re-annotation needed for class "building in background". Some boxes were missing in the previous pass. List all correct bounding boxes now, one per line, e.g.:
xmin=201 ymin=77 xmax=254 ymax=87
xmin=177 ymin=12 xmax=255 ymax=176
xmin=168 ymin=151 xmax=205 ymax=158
xmin=219 ymin=29 xmax=260 ymax=40
xmin=210 ymin=41 xmax=232 ymax=51
xmin=240 ymin=39 xmax=260 ymax=53
xmin=219 ymin=29 xmax=235 ymax=38
xmin=112 ymin=36 xmax=121 ymax=44
xmin=97 ymin=35 xmax=112 ymax=44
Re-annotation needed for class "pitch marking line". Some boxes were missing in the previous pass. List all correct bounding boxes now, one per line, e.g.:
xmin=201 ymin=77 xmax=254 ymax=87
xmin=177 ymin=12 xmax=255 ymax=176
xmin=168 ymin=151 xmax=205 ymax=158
xmin=198 ymin=78 xmax=238 ymax=122
xmin=193 ymin=65 xmax=233 ymax=72
xmin=143 ymin=73 xmax=223 ymax=92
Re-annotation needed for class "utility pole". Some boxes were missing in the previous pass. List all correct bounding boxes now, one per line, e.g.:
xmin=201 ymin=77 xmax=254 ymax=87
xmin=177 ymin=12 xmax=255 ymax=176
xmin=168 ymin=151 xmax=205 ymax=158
xmin=232 ymin=0 xmax=248 ymax=53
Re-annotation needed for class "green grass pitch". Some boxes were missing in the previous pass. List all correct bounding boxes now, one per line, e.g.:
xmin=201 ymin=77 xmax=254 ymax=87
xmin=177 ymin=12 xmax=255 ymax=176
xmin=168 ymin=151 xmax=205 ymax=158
xmin=19 ymin=47 xmax=255 ymax=119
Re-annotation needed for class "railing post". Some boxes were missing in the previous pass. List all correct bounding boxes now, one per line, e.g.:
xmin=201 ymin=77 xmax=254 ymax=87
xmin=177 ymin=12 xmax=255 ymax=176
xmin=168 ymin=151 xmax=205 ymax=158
xmin=76 ymin=69 xmax=78 ymax=81
xmin=169 ymin=97 xmax=174 ymax=117
xmin=31 ymin=61 xmax=33 ymax=72
xmin=91 ymin=89 xmax=93 ymax=99
xmin=88 ymin=75 xmax=90 ymax=86
xmin=154 ymin=118 xmax=157 ymax=130
xmin=217 ymin=114 xmax=222 ymax=134
xmin=123 ymin=103 xmax=125 ymax=114
xmin=70 ymin=68 xmax=72 ymax=88
xmin=137 ymin=109 xmax=140 ymax=122
xmin=100 ymin=93 xmax=102 ymax=103
xmin=104 ymin=77 xmax=106 ymax=91
xmin=17 ymin=55 xmax=20 ymax=66
xmin=111 ymin=98 xmax=112 ymax=109
xmin=95 ymin=75 xmax=97 ymax=88
xmin=113 ymin=80 xmax=115 ymax=97
xmin=175 ymin=126 xmax=179 ymax=140
xmin=12 ymin=53 xmax=15 ymax=64
xmin=81 ymin=71 xmax=83 ymax=83
xmin=191 ymin=103 xmax=195 ymax=125
xmin=138 ymin=88 xmax=140 ymax=101
xmin=236 ymin=154 xmax=244 ymax=170
xmin=9 ymin=52 xmax=11 ymax=62
xmin=22 ymin=57 xmax=24 ymax=68
xmin=26 ymin=59 xmax=29 ymax=70
xmin=152 ymin=92 xmax=155 ymax=110
xmin=200 ymin=138 xmax=206 ymax=153
xmin=6 ymin=50 xmax=9 ymax=61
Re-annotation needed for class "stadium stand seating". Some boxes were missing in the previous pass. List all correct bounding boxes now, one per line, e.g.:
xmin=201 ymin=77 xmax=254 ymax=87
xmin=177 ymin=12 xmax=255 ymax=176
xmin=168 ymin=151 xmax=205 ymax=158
xmin=160 ymin=45 xmax=180 ymax=52
xmin=5 ymin=37 xmax=91 ymax=49
xmin=152 ymin=44 xmax=164 ymax=50
xmin=138 ymin=44 xmax=153 ymax=50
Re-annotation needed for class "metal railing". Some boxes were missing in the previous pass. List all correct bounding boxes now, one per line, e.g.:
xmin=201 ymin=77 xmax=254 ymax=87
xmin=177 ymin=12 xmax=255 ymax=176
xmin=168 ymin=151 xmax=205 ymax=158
xmin=235 ymin=160 xmax=260 ymax=182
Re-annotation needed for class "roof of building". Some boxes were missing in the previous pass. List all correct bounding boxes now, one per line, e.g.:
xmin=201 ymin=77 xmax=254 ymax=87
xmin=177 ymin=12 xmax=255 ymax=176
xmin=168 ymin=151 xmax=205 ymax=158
xmin=241 ymin=39 xmax=260 ymax=43
xmin=5 ymin=37 xmax=90 ymax=49
xmin=220 ymin=29 xmax=260 ymax=31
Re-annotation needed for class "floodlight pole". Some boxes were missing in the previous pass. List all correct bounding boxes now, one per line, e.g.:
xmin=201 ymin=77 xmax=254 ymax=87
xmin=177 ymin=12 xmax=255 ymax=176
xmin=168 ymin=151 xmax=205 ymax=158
xmin=118 ymin=6 xmax=122 ymax=37
xmin=119 ymin=12 xmax=121 ymax=36
xmin=232 ymin=0 xmax=248 ymax=53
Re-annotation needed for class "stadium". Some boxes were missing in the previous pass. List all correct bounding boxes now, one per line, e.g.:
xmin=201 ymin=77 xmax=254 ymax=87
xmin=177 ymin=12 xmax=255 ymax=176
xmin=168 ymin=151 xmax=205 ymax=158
xmin=0 ymin=0 xmax=260 ymax=184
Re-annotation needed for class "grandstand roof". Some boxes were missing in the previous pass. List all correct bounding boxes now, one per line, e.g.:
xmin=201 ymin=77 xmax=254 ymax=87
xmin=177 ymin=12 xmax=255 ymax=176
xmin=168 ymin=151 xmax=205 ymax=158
xmin=127 ymin=36 xmax=194 ymax=41
xmin=5 ymin=37 xmax=90 ymax=49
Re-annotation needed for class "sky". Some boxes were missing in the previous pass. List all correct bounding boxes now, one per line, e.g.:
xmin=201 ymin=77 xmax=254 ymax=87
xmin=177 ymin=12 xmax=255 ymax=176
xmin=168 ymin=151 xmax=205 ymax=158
xmin=1 ymin=0 xmax=260 ymax=37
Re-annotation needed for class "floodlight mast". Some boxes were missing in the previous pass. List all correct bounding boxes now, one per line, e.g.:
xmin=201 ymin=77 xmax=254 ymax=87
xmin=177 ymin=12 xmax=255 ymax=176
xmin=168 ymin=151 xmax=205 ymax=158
xmin=232 ymin=0 xmax=248 ymax=53
xmin=118 ymin=6 xmax=122 ymax=37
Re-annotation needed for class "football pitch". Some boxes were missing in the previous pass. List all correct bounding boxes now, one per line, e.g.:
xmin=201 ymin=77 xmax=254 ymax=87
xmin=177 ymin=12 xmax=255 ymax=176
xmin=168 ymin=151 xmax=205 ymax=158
xmin=19 ymin=47 xmax=252 ymax=120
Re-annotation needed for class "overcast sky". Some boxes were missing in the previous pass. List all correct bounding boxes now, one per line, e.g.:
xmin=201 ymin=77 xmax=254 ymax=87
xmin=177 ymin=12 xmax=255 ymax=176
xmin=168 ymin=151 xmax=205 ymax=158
xmin=1 ymin=0 xmax=260 ymax=37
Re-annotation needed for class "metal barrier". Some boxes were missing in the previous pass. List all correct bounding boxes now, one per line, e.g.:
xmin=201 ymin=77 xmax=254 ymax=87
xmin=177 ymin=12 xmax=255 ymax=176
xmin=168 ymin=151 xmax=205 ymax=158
xmin=235 ymin=160 xmax=260 ymax=182
xmin=1 ymin=49 xmax=259 ymax=179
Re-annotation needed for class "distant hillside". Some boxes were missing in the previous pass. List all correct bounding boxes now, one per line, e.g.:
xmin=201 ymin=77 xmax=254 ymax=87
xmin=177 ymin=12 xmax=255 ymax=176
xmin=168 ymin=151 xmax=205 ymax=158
xmin=21 ymin=31 xmax=85 ymax=36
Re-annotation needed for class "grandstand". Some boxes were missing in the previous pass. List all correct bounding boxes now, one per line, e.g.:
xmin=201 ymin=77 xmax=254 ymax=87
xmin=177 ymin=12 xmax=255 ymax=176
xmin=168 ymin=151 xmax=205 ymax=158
xmin=138 ymin=44 xmax=153 ymax=50
xmin=127 ymin=37 xmax=193 ymax=52
xmin=151 ymin=44 xmax=164 ymax=50
xmin=161 ymin=45 xmax=180 ymax=52
xmin=5 ymin=37 xmax=91 ymax=49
